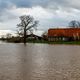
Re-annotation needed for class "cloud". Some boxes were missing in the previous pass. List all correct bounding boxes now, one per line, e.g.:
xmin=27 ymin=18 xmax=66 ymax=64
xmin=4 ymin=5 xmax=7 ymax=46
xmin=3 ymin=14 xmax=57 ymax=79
xmin=0 ymin=0 xmax=80 ymax=10
xmin=0 ymin=5 xmax=80 ymax=31
xmin=0 ymin=0 xmax=80 ymax=12
xmin=0 ymin=0 xmax=80 ymax=36
xmin=0 ymin=4 xmax=80 ymax=27
xmin=0 ymin=5 xmax=54 ymax=30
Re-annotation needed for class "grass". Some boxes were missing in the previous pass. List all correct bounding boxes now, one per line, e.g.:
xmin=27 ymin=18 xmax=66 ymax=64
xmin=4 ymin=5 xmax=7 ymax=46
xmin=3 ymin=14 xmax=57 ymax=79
xmin=27 ymin=40 xmax=80 ymax=45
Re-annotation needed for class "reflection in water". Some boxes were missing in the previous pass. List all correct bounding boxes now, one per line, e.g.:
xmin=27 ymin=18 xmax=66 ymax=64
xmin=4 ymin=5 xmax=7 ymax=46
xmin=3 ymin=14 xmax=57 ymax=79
xmin=0 ymin=40 xmax=6 ymax=44
xmin=0 ymin=43 xmax=80 ymax=80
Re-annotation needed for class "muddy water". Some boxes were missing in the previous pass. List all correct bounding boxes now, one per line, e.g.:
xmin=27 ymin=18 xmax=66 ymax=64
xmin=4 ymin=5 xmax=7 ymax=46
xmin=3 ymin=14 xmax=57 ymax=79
xmin=0 ymin=43 xmax=80 ymax=80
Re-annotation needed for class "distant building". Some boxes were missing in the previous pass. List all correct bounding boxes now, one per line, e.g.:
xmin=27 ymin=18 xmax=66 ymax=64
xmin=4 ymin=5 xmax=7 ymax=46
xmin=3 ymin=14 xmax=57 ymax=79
xmin=26 ymin=34 xmax=42 ymax=40
xmin=48 ymin=28 xmax=80 ymax=41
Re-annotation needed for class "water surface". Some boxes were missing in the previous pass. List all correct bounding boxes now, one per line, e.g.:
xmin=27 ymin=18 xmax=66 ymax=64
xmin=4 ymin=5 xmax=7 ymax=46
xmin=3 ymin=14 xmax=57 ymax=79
xmin=0 ymin=43 xmax=80 ymax=80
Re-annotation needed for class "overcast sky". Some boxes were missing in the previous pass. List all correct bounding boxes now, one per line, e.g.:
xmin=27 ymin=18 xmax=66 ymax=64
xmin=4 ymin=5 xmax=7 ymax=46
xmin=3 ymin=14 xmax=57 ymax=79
xmin=0 ymin=0 xmax=80 ymax=36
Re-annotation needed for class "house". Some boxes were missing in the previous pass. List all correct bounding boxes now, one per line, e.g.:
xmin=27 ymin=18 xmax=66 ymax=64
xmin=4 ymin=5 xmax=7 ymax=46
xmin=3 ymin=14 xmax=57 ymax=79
xmin=26 ymin=34 xmax=42 ymax=40
xmin=48 ymin=28 xmax=80 ymax=41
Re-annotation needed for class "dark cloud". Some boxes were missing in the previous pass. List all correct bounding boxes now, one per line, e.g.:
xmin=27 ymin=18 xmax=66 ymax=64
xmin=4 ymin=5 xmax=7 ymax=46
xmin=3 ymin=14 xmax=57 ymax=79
xmin=0 ymin=0 xmax=68 ymax=9
xmin=0 ymin=0 xmax=45 ymax=8
xmin=0 ymin=1 xmax=8 ymax=9
xmin=0 ymin=0 xmax=80 ymax=10
xmin=0 ymin=0 xmax=30 ymax=9
xmin=12 ymin=0 xmax=69 ymax=9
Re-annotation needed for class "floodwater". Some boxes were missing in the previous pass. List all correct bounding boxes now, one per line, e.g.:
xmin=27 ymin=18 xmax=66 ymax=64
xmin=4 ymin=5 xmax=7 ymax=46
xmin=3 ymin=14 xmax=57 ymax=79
xmin=0 ymin=43 xmax=80 ymax=80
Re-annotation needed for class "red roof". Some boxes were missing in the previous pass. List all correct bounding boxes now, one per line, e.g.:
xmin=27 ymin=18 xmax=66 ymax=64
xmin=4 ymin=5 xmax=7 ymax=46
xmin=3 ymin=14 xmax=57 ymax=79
xmin=48 ymin=28 xmax=80 ymax=37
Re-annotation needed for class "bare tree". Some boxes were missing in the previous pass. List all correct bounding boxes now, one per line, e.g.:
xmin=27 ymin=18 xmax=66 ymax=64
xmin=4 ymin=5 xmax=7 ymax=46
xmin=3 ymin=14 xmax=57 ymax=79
xmin=42 ymin=31 xmax=48 ymax=40
xmin=69 ymin=20 xmax=80 ymax=28
xmin=17 ymin=15 xmax=38 ymax=43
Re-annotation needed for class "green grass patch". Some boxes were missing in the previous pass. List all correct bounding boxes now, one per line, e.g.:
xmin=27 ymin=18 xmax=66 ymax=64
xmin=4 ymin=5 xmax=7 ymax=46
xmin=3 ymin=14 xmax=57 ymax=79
xmin=27 ymin=40 xmax=80 ymax=45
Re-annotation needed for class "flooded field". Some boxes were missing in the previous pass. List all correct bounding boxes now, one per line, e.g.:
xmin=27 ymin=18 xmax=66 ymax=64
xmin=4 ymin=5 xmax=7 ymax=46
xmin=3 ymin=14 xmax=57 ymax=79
xmin=0 ymin=43 xmax=80 ymax=80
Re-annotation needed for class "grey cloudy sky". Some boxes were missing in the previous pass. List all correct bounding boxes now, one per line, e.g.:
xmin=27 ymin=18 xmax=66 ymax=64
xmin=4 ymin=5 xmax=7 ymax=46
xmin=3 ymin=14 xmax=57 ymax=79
xmin=0 ymin=0 xmax=80 ymax=35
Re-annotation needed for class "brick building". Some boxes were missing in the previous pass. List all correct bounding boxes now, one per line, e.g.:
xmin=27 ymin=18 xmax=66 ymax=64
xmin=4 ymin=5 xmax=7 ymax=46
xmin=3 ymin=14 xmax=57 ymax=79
xmin=48 ymin=28 xmax=80 ymax=41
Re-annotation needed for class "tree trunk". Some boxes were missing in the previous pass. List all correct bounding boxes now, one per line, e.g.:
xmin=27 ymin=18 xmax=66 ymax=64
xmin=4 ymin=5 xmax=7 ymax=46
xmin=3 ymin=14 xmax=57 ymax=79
xmin=24 ymin=28 xmax=26 ymax=44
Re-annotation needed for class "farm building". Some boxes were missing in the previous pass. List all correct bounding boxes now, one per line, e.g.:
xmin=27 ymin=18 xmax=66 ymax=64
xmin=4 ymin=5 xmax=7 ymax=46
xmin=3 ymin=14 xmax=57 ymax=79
xmin=48 ymin=28 xmax=80 ymax=41
xmin=26 ymin=34 xmax=42 ymax=40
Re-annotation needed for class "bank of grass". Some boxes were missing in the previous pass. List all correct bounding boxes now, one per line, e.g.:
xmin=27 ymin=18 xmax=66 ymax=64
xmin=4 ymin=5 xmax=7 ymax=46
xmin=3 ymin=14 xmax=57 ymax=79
xmin=48 ymin=41 xmax=80 ymax=45
xmin=27 ymin=40 xmax=80 ymax=45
